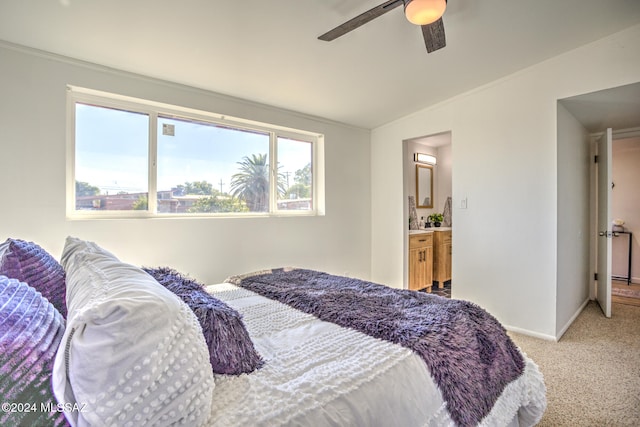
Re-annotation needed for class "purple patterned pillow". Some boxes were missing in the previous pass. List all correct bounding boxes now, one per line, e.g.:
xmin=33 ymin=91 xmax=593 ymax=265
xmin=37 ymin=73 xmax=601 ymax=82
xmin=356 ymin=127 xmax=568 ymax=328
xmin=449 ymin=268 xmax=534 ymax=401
xmin=0 ymin=239 xmax=67 ymax=318
xmin=144 ymin=267 xmax=263 ymax=375
xmin=0 ymin=275 xmax=69 ymax=427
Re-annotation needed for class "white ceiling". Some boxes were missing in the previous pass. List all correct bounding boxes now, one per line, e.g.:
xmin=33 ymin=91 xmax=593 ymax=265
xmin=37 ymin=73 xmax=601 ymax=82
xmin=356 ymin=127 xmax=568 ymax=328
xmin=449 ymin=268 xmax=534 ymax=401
xmin=560 ymin=82 xmax=640 ymax=134
xmin=1 ymin=0 xmax=640 ymax=129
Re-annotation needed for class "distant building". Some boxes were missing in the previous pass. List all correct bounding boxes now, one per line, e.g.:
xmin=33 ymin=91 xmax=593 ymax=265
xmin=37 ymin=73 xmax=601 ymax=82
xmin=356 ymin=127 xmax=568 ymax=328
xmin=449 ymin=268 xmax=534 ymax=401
xmin=277 ymin=198 xmax=311 ymax=210
xmin=76 ymin=190 xmax=210 ymax=213
xmin=76 ymin=190 xmax=310 ymax=212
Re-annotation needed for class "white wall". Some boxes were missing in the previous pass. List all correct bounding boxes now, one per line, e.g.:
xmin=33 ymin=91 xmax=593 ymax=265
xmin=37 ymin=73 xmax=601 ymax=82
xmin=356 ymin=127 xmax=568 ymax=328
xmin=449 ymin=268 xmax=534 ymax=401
xmin=556 ymin=103 xmax=591 ymax=337
xmin=435 ymin=142 xmax=452 ymax=215
xmin=371 ymin=24 xmax=640 ymax=338
xmin=612 ymin=137 xmax=640 ymax=283
xmin=0 ymin=43 xmax=372 ymax=284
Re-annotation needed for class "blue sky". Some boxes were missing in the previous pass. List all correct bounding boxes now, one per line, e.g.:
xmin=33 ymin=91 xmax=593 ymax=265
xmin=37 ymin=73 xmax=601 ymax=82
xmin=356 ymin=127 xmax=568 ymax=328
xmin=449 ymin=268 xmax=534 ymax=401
xmin=75 ymin=103 xmax=310 ymax=195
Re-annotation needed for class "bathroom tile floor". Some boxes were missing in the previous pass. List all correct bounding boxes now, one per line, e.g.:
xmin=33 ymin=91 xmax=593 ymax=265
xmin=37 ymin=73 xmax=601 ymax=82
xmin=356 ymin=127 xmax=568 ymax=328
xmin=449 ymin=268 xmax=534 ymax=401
xmin=430 ymin=281 xmax=451 ymax=298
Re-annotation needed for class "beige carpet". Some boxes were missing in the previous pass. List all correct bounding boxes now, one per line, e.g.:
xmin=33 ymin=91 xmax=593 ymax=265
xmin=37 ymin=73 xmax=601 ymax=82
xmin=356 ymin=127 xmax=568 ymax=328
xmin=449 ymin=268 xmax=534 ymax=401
xmin=509 ymin=301 xmax=640 ymax=426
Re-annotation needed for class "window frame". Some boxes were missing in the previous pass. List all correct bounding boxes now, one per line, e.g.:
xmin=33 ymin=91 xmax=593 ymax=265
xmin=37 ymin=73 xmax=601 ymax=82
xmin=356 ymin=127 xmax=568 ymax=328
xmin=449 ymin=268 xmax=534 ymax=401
xmin=66 ymin=86 xmax=324 ymax=219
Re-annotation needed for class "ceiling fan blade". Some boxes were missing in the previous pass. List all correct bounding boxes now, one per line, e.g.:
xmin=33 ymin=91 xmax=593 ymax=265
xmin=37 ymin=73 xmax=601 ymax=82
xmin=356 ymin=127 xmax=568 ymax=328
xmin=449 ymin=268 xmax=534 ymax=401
xmin=318 ymin=0 xmax=404 ymax=42
xmin=421 ymin=18 xmax=446 ymax=53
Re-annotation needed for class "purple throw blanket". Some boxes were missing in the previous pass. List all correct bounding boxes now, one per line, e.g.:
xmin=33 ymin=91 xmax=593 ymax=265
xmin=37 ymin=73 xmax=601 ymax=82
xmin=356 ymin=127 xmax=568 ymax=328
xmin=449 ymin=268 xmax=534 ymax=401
xmin=227 ymin=268 xmax=525 ymax=427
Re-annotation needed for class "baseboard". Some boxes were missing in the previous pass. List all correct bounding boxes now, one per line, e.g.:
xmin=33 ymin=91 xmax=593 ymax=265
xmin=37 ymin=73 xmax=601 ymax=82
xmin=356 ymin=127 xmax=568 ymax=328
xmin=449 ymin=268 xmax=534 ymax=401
xmin=612 ymin=275 xmax=640 ymax=284
xmin=505 ymin=297 xmax=590 ymax=342
xmin=504 ymin=325 xmax=557 ymax=342
xmin=555 ymin=298 xmax=590 ymax=340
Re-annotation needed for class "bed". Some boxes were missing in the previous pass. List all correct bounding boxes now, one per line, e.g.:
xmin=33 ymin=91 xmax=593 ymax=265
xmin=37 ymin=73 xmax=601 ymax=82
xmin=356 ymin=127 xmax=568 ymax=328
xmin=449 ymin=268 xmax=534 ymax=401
xmin=0 ymin=237 xmax=546 ymax=426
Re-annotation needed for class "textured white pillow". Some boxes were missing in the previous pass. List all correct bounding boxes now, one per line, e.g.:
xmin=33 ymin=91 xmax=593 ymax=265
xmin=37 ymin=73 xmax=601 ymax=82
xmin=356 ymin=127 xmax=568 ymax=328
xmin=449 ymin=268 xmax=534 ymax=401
xmin=53 ymin=237 xmax=214 ymax=426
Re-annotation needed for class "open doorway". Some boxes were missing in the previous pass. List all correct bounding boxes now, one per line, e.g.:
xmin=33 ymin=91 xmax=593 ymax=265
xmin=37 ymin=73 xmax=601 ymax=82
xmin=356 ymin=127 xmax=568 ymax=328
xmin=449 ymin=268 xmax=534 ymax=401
xmin=558 ymin=82 xmax=640 ymax=321
xmin=610 ymin=134 xmax=640 ymax=306
xmin=402 ymin=132 xmax=452 ymax=296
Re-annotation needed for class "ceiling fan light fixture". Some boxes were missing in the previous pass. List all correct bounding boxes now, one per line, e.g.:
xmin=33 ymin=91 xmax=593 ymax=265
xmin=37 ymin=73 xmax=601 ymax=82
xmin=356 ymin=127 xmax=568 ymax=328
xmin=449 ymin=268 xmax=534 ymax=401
xmin=404 ymin=0 xmax=447 ymax=26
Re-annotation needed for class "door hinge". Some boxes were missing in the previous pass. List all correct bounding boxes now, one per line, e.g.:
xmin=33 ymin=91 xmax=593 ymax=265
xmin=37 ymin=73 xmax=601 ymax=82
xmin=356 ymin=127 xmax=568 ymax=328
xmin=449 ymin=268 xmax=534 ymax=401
xmin=594 ymin=155 xmax=599 ymax=163
xmin=594 ymin=273 xmax=598 ymax=281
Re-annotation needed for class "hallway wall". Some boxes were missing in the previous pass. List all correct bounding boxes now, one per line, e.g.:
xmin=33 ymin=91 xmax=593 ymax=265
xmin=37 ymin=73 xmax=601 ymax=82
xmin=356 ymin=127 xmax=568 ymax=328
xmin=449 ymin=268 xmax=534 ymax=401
xmin=612 ymin=136 xmax=640 ymax=283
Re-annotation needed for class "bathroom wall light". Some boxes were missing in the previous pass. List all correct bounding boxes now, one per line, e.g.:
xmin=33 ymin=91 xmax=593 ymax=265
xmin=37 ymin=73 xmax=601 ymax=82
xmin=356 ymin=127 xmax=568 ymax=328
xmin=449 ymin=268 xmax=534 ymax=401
xmin=414 ymin=153 xmax=437 ymax=165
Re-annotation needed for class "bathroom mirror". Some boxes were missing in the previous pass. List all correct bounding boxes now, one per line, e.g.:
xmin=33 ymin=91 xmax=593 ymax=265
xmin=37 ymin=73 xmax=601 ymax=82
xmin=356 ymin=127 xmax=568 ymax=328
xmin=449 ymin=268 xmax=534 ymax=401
xmin=416 ymin=164 xmax=433 ymax=208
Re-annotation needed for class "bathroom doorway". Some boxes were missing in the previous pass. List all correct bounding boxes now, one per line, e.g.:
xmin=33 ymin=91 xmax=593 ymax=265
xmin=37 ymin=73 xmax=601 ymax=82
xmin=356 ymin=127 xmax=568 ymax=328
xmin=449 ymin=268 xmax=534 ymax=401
xmin=402 ymin=131 xmax=453 ymax=296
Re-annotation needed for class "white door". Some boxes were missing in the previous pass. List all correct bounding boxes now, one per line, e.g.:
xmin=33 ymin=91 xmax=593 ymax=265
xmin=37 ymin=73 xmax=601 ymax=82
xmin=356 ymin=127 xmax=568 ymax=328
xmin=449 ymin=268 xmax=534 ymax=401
xmin=596 ymin=128 xmax=613 ymax=318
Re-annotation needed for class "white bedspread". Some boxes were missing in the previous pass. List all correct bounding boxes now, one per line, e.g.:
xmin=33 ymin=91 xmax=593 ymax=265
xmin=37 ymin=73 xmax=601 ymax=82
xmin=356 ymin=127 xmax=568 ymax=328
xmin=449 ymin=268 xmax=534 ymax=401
xmin=204 ymin=284 xmax=545 ymax=427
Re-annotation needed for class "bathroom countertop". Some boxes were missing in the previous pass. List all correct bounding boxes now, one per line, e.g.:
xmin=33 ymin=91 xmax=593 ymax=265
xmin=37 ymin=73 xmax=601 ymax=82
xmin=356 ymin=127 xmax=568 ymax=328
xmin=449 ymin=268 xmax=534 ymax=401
xmin=409 ymin=227 xmax=451 ymax=234
xmin=409 ymin=229 xmax=434 ymax=235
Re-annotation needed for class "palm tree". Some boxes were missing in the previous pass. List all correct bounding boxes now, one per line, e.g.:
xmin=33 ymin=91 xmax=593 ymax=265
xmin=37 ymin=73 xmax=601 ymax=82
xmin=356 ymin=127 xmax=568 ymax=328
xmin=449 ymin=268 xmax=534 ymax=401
xmin=230 ymin=154 xmax=268 ymax=211
xmin=230 ymin=154 xmax=287 ymax=212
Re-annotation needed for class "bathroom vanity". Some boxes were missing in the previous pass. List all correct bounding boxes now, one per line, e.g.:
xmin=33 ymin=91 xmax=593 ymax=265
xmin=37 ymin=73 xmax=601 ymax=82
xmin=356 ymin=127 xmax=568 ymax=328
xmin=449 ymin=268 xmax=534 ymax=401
xmin=432 ymin=227 xmax=452 ymax=288
xmin=409 ymin=228 xmax=452 ymax=292
xmin=409 ymin=230 xmax=433 ymax=292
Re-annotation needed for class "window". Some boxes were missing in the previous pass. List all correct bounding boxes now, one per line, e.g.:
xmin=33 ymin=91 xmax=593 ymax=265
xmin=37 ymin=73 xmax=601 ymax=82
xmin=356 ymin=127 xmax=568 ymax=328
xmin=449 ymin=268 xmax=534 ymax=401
xmin=156 ymin=116 xmax=270 ymax=214
xmin=276 ymin=137 xmax=313 ymax=211
xmin=74 ymin=104 xmax=149 ymax=211
xmin=68 ymin=87 xmax=324 ymax=218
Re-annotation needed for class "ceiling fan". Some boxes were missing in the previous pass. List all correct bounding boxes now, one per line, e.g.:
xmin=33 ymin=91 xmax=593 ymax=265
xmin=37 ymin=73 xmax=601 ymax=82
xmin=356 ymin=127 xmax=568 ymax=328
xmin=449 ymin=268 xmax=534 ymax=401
xmin=318 ymin=0 xmax=447 ymax=53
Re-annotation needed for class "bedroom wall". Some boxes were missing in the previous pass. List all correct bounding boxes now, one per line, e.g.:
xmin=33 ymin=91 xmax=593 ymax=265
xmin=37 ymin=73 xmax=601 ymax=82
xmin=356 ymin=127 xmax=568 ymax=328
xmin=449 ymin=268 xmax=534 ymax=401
xmin=556 ymin=103 xmax=591 ymax=337
xmin=371 ymin=23 xmax=640 ymax=339
xmin=0 ymin=42 xmax=372 ymax=285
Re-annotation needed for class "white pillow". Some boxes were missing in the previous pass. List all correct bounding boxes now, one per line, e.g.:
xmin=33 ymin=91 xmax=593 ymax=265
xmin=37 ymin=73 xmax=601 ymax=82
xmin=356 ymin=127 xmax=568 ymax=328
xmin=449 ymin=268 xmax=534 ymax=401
xmin=53 ymin=237 xmax=214 ymax=426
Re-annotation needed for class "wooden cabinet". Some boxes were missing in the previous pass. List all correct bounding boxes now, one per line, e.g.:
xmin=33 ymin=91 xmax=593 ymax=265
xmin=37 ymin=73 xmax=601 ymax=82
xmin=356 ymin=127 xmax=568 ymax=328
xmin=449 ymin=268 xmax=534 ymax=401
xmin=433 ymin=229 xmax=452 ymax=288
xmin=409 ymin=232 xmax=433 ymax=292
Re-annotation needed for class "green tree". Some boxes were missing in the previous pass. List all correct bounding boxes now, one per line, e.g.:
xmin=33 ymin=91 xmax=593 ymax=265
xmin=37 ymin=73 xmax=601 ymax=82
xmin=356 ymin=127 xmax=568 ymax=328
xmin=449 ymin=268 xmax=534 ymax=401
xmin=188 ymin=195 xmax=248 ymax=213
xmin=285 ymin=182 xmax=310 ymax=199
xmin=294 ymin=163 xmax=311 ymax=187
xmin=284 ymin=163 xmax=311 ymax=199
xmin=76 ymin=181 xmax=100 ymax=197
xmin=133 ymin=195 xmax=148 ymax=210
xmin=230 ymin=154 xmax=285 ymax=212
xmin=176 ymin=181 xmax=214 ymax=195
